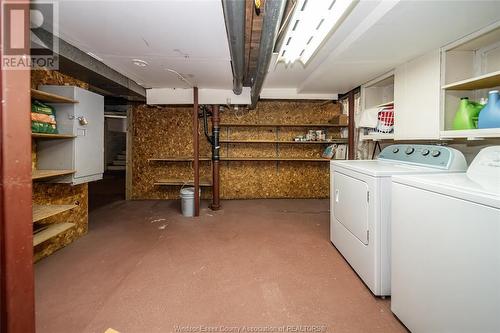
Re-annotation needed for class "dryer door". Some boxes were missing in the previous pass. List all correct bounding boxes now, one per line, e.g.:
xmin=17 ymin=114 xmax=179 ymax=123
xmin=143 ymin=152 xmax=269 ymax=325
xmin=333 ymin=171 xmax=369 ymax=245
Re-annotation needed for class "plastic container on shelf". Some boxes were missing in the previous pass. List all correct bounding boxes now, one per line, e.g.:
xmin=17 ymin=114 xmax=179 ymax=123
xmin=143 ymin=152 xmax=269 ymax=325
xmin=452 ymin=97 xmax=483 ymax=130
xmin=478 ymin=90 xmax=500 ymax=129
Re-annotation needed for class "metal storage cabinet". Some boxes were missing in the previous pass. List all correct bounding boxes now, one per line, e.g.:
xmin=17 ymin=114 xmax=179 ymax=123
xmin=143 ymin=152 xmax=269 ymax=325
xmin=37 ymin=85 xmax=104 ymax=185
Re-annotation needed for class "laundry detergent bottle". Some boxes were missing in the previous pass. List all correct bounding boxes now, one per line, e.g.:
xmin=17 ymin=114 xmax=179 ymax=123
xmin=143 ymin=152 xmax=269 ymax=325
xmin=478 ymin=90 xmax=500 ymax=129
xmin=452 ymin=97 xmax=483 ymax=130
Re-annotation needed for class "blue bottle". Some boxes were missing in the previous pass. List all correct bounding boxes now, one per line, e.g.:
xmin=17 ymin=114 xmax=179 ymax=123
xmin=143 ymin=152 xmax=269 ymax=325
xmin=478 ymin=90 xmax=500 ymax=129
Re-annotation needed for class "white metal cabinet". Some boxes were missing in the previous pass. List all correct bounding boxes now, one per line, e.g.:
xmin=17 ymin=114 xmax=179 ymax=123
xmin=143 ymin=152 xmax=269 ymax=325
xmin=394 ymin=49 xmax=441 ymax=140
xmin=36 ymin=86 xmax=104 ymax=185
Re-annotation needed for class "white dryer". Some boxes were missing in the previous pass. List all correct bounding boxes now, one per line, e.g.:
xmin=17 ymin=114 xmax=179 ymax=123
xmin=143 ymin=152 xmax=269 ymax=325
xmin=330 ymin=144 xmax=467 ymax=296
xmin=391 ymin=146 xmax=500 ymax=333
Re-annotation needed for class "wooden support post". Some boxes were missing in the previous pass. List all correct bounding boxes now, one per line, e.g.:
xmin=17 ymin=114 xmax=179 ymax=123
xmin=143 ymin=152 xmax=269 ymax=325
xmin=193 ymin=87 xmax=200 ymax=216
xmin=347 ymin=89 xmax=357 ymax=160
xmin=0 ymin=0 xmax=36 ymax=330
xmin=210 ymin=105 xmax=221 ymax=210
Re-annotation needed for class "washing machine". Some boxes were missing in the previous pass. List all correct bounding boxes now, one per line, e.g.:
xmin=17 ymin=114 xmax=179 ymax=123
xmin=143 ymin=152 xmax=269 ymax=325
xmin=330 ymin=144 xmax=467 ymax=296
xmin=391 ymin=146 xmax=500 ymax=333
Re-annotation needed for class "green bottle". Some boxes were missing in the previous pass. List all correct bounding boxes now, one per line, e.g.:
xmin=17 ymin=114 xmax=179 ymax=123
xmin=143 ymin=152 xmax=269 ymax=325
xmin=452 ymin=97 xmax=484 ymax=130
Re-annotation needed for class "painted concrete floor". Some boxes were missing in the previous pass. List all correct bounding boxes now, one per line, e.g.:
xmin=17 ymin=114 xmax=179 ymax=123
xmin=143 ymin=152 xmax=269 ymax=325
xmin=35 ymin=199 xmax=408 ymax=333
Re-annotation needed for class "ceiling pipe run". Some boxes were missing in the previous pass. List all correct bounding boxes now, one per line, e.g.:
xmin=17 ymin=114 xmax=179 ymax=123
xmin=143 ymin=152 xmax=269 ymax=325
xmin=250 ymin=0 xmax=287 ymax=109
xmin=222 ymin=0 xmax=246 ymax=95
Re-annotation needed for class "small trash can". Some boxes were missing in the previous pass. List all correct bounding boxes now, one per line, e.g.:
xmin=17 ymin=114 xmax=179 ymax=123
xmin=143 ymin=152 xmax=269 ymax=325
xmin=180 ymin=187 xmax=198 ymax=217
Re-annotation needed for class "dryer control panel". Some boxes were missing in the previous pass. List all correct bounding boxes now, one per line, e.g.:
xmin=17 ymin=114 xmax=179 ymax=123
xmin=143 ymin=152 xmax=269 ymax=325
xmin=378 ymin=145 xmax=467 ymax=170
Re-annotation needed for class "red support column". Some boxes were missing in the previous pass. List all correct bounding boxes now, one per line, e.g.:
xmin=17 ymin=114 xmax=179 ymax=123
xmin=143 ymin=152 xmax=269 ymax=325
xmin=0 ymin=0 xmax=36 ymax=331
xmin=193 ymin=87 xmax=200 ymax=216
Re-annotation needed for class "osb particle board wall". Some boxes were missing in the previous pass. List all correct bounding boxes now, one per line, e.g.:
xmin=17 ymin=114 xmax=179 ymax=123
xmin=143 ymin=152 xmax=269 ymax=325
xmin=32 ymin=69 xmax=89 ymax=261
xmin=131 ymin=100 xmax=342 ymax=199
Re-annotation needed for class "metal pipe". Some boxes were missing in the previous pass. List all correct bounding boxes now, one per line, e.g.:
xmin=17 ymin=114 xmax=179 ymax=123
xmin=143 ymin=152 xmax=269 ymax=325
xmin=193 ymin=87 xmax=200 ymax=216
xmin=202 ymin=106 xmax=213 ymax=145
xmin=210 ymin=105 xmax=221 ymax=211
xmin=222 ymin=0 xmax=246 ymax=95
xmin=250 ymin=0 xmax=287 ymax=109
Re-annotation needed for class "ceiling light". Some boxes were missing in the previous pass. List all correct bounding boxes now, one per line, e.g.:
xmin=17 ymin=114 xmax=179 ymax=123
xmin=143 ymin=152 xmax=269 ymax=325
xmin=86 ymin=51 xmax=104 ymax=62
xmin=132 ymin=59 xmax=148 ymax=67
xmin=276 ymin=0 xmax=357 ymax=66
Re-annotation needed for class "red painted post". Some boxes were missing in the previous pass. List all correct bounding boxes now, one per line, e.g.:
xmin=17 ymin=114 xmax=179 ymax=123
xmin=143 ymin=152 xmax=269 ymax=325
xmin=0 ymin=0 xmax=36 ymax=331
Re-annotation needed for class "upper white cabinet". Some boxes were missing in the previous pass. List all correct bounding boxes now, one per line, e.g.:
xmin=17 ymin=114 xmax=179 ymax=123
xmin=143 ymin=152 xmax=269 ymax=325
xmin=394 ymin=49 xmax=441 ymax=140
xmin=359 ymin=71 xmax=395 ymax=141
xmin=36 ymin=86 xmax=104 ymax=185
xmin=440 ymin=22 xmax=500 ymax=139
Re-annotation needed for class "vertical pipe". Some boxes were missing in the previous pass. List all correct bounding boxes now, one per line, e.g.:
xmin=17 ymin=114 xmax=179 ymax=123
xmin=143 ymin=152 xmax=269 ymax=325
xmin=0 ymin=0 xmax=36 ymax=330
xmin=210 ymin=105 xmax=221 ymax=211
xmin=193 ymin=87 xmax=200 ymax=216
xmin=348 ymin=90 xmax=355 ymax=160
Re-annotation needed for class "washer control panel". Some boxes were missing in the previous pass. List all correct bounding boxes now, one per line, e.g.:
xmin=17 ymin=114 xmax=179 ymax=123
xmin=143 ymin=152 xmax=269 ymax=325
xmin=378 ymin=145 xmax=459 ymax=169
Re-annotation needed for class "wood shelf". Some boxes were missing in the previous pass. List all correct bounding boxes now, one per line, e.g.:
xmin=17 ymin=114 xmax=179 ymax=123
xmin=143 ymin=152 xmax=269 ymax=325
xmin=440 ymin=128 xmax=500 ymax=139
xmin=442 ymin=70 xmax=500 ymax=90
xmin=32 ymin=132 xmax=75 ymax=139
xmin=31 ymin=89 xmax=78 ymax=104
xmin=219 ymin=123 xmax=346 ymax=128
xmin=33 ymin=204 xmax=78 ymax=222
xmin=154 ymin=178 xmax=212 ymax=187
xmin=360 ymin=132 xmax=395 ymax=141
xmin=33 ymin=223 xmax=75 ymax=246
xmin=148 ymin=157 xmax=211 ymax=162
xmin=220 ymin=139 xmax=348 ymax=144
xmin=220 ymin=157 xmax=331 ymax=162
xmin=32 ymin=169 xmax=75 ymax=180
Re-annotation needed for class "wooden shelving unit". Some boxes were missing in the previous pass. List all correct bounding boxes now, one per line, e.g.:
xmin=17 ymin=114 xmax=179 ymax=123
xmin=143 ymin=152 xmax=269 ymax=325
xmin=31 ymin=88 xmax=78 ymax=104
xmin=154 ymin=178 xmax=212 ymax=187
xmin=33 ymin=223 xmax=75 ymax=246
xmin=220 ymin=139 xmax=348 ymax=144
xmin=32 ymin=169 xmax=75 ymax=180
xmin=442 ymin=70 xmax=500 ymax=91
xmin=32 ymin=133 xmax=76 ymax=139
xmin=33 ymin=204 xmax=78 ymax=223
xmin=220 ymin=123 xmax=346 ymax=128
xmin=220 ymin=157 xmax=330 ymax=162
xmin=148 ymin=157 xmax=211 ymax=162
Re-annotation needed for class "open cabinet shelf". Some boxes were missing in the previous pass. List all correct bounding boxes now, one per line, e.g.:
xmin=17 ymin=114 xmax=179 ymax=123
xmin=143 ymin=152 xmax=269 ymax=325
xmin=33 ymin=204 xmax=78 ymax=222
xmin=360 ymin=132 xmax=395 ymax=141
xmin=441 ymin=23 xmax=500 ymax=139
xmin=442 ymin=70 xmax=500 ymax=91
xmin=31 ymin=88 xmax=78 ymax=104
xmin=440 ymin=128 xmax=500 ymax=139
xmin=33 ymin=223 xmax=75 ymax=246
xmin=32 ymin=133 xmax=76 ymax=139
xmin=32 ymin=169 xmax=75 ymax=180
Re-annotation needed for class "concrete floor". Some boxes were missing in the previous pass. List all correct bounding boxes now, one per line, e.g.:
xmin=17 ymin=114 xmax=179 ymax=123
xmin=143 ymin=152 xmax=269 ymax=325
xmin=35 ymin=199 xmax=407 ymax=333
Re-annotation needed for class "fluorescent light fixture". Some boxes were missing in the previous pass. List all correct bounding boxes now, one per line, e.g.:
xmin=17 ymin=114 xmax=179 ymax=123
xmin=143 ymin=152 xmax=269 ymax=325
xmin=132 ymin=59 xmax=148 ymax=67
xmin=277 ymin=0 xmax=357 ymax=66
xmin=86 ymin=51 xmax=104 ymax=62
